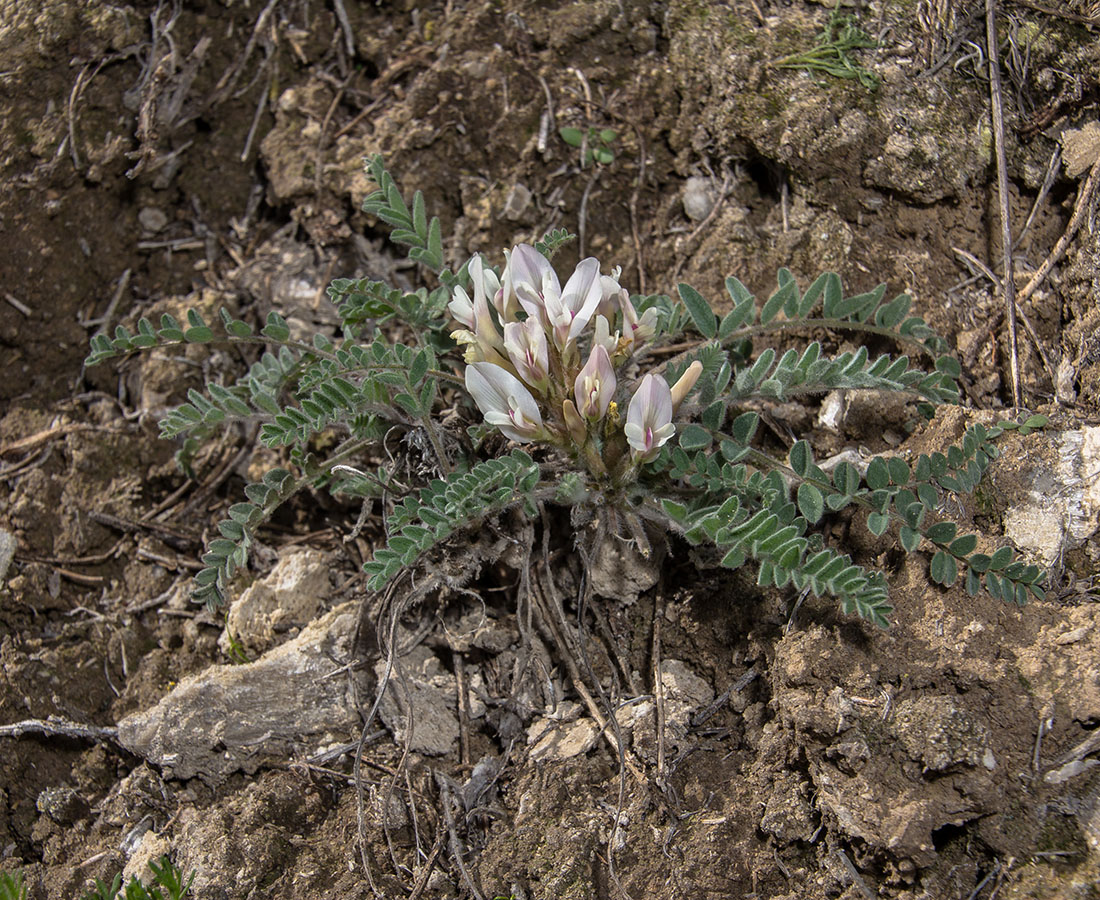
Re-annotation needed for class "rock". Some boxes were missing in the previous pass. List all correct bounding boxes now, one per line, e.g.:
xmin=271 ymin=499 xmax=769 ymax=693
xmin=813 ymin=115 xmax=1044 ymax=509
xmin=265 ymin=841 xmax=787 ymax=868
xmin=121 ymin=831 xmax=171 ymax=886
xmin=589 ymin=537 xmax=660 ymax=603
xmin=660 ymin=658 xmax=715 ymax=728
xmin=527 ymin=702 xmax=599 ymax=763
xmin=816 ymin=390 xmax=847 ymax=431
xmin=682 ymin=175 xmax=717 ymax=221
xmin=502 ymin=183 xmax=532 ymax=220
xmin=220 ymin=549 xmax=331 ymax=655
xmin=0 ymin=529 xmax=15 ymax=583
xmin=117 ymin=604 xmax=360 ymax=781
xmin=137 ymin=207 xmax=168 ymax=233
xmin=35 ymin=785 xmax=87 ymax=824
xmin=760 ymin=771 xmax=815 ymax=842
xmin=1001 ymin=426 xmax=1100 ymax=565
xmin=373 ymin=643 xmax=459 ymax=756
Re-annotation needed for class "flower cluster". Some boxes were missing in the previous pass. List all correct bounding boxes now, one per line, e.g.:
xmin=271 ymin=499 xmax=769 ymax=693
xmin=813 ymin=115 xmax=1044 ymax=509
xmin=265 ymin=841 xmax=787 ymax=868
xmin=450 ymin=244 xmax=701 ymax=480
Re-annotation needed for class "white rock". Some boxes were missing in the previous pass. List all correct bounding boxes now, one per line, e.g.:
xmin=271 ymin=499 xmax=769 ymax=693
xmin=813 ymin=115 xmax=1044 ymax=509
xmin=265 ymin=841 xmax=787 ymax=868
xmin=118 ymin=604 xmax=360 ymax=781
xmin=528 ymin=715 xmax=599 ymax=762
xmin=1003 ymin=426 xmax=1100 ymax=565
xmin=138 ymin=207 xmax=169 ymax=233
xmin=221 ymin=549 xmax=331 ymax=654
xmin=682 ymin=175 xmax=718 ymax=221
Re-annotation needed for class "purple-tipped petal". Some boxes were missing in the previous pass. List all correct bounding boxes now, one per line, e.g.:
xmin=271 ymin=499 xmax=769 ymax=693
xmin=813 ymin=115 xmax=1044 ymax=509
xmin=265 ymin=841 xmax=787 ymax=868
xmin=503 ymin=318 xmax=550 ymax=391
xmin=466 ymin=362 xmax=544 ymax=443
xmin=625 ymin=374 xmax=674 ymax=459
xmin=574 ymin=344 xmax=616 ymax=421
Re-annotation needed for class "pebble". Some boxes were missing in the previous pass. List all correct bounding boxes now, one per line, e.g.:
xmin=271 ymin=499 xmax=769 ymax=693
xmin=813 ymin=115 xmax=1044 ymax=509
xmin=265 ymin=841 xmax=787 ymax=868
xmin=682 ymin=175 xmax=718 ymax=221
xmin=138 ymin=207 xmax=168 ymax=233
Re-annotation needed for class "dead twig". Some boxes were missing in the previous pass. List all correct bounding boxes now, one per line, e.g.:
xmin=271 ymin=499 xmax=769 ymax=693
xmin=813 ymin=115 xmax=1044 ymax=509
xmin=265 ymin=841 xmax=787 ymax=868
xmin=67 ymin=62 xmax=93 ymax=170
xmin=691 ymin=667 xmax=758 ymax=728
xmin=174 ymin=433 xmax=257 ymax=521
xmin=436 ymin=778 xmax=487 ymax=900
xmin=1032 ymin=702 xmax=1055 ymax=773
xmin=1017 ymin=155 xmax=1100 ymax=307
xmin=3 ymin=293 xmax=31 ymax=316
xmin=530 ymin=562 xmax=644 ymax=784
xmin=80 ymin=268 xmax=132 ymax=335
xmin=16 ymin=537 xmax=127 ymax=568
xmin=87 ymin=509 xmax=197 ymax=549
xmin=0 ymin=716 xmax=119 ymax=743
xmin=313 ymin=73 xmax=356 ymax=192
xmin=455 ymin=653 xmax=471 ymax=768
xmin=628 ymin=120 xmax=648 ymax=294
xmin=835 ymin=848 xmax=876 ymax=900
xmin=987 ymin=0 xmax=1023 ymax=406
xmin=211 ymin=0 xmax=280 ymax=102
xmin=1009 ymin=0 xmax=1100 ymax=27
xmin=0 ymin=422 xmax=120 ymax=459
xmin=653 ymin=589 xmax=668 ymax=787
xmin=332 ymin=0 xmax=357 ymax=58
xmin=407 ymin=825 xmax=446 ymax=900
xmin=239 ymin=74 xmax=270 ymax=163
xmin=965 ymin=858 xmax=1003 ymax=900
xmin=577 ymin=169 xmax=599 ymax=260
xmin=951 ymin=246 xmax=1057 ymax=388
xmin=55 ymin=567 xmax=106 ymax=587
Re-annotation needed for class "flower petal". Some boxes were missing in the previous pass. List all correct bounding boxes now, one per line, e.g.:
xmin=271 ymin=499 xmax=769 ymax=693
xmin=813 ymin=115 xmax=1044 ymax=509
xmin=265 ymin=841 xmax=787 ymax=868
xmin=625 ymin=374 xmax=673 ymax=458
xmin=574 ymin=344 xmax=616 ymax=420
xmin=466 ymin=362 xmax=544 ymax=442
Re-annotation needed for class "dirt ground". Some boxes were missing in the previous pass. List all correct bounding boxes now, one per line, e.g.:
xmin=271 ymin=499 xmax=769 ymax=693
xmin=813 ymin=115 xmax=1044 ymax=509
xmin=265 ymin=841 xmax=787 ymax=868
xmin=2 ymin=1 xmax=1100 ymax=898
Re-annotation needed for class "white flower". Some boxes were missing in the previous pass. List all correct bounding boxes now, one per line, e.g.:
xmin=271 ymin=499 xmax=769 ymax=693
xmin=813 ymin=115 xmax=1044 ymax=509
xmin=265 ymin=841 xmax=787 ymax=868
xmin=625 ymin=374 xmax=675 ymax=461
xmin=619 ymin=291 xmax=657 ymax=354
xmin=595 ymin=266 xmax=623 ymax=322
xmin=574 ymin=344 xmax=616 ymax=421
xmin=448 ymin=285 xmax=475 ymax=330
xmin=465 ymin=361 xmax=544 ymax=443
xmin=543 ymin=257 xmax=603 ymax=352
xmin=503 ymin=318 xmax=550 ymax=392
xmin=509 ymin=243 xmax=559 ymax=329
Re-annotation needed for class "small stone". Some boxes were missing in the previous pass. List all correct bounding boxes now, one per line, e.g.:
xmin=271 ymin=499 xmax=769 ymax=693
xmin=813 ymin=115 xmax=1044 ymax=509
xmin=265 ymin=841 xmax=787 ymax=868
xmin=138 ymin=207 xmax=168 ymax=233
xmin=816 ymin=390 xmax=848 ymax=431
xmin=892 ymin=695 xmax=992 ymax=773
xmin=528 ymin=717 xmax=599 ymax=762
xmin=503 ymin=183 xmax=532 ymax=221
xmin=0 ymin=529 xmax=16 ymax=583
xmin=590 ymin=537 xmax=659 ymax=602
xmin=374 ymin=643 xmax=459 ymax=756
xmin=682 ymin=175 xmax=717 ymax=221
xmin=221 ymin=549 xmax=331 ymax=655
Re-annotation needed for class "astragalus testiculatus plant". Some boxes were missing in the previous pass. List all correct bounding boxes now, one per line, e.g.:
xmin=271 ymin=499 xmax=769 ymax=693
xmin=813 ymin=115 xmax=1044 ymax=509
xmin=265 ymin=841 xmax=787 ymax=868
xmin=86 ymin=155 xmax=1046 ymax=628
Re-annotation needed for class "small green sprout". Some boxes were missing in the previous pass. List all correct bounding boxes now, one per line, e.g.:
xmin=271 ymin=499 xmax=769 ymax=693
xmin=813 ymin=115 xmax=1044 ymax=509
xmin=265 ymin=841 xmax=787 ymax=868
xmin=772 ymin=10 xmax=880 ymax=90
xmin=0 ymin=870 xmax=27 ymax=900
xmin=81 ymin=856 xmax=194 ymax=900
xmin=559 ymin=126 xmax=618 ymax=166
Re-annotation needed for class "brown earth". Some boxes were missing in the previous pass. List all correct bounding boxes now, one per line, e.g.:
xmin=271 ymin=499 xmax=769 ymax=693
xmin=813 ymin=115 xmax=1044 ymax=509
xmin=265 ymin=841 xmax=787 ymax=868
xmin=2 ymin=1 xmax=1100 ymax=898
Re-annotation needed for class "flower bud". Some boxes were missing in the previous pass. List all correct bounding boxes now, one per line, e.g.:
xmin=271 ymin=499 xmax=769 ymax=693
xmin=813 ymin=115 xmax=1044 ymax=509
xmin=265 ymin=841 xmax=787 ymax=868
xmin=670 ymin=360 xmax=703 ymax=412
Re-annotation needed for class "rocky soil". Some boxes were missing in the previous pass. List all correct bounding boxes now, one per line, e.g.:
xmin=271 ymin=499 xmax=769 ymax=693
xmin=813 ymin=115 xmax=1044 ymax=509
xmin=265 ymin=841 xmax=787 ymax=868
xmin=2 ymin=1 xmax=1100 ymax=898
